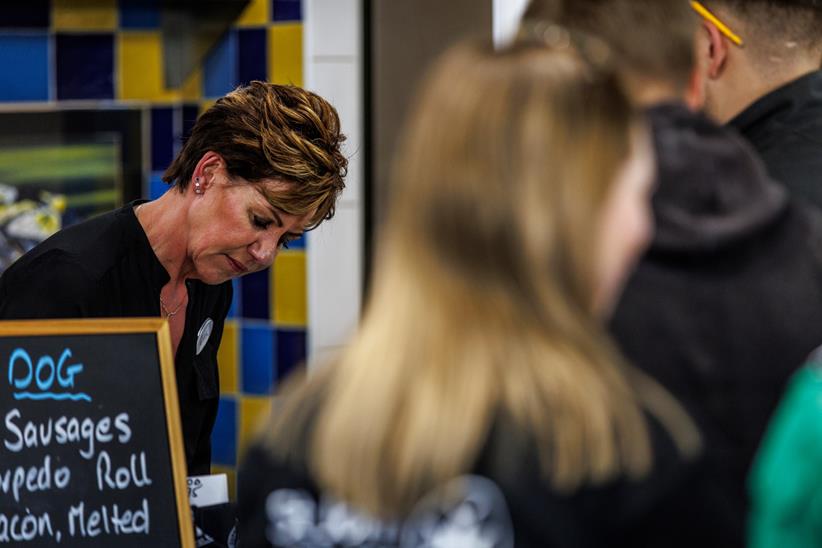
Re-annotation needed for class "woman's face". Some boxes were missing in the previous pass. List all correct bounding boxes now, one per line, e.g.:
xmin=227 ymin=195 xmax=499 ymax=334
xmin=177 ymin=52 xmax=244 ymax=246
xmin=592 ymin=127 xmax=656 ymax=318
xmin=186 ymin=171 xmax=313 ymax=285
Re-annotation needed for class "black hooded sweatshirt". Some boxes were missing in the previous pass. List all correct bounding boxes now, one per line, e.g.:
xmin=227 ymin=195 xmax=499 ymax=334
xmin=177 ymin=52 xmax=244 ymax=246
xmin=611 ymin=102 xmax=822 ymax=548
xmin=729 ymin=70 xmax=822 ymax=209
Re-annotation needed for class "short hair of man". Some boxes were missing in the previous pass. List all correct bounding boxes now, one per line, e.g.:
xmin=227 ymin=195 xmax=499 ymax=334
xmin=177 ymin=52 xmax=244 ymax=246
xmin=521 ymin=0 xmax=698 ymax=90
xmin=706 ymin=1 xmax=822 ymax=60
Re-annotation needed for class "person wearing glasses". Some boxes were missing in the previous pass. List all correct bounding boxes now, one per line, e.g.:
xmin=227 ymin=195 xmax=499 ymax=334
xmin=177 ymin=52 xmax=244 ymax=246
xmin=521 ymin=1 xmax=822 ymax=546
xmin=692 ymin=1 xmax=822 ymax=208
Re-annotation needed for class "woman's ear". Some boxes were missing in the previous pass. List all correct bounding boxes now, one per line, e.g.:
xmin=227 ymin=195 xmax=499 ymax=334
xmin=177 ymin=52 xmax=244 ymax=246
xmin=192 ymin=151 xmax=226 ymax=191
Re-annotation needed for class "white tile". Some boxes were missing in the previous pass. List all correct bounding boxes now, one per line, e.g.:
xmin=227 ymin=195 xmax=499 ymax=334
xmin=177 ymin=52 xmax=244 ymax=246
xmin=493 ymin=0 xmax=529 ymax=48
xmin=341 ymin=148 xmax=363 ymax=207
xmin=305 ymin=0 xmax=361 ymax=57
xmin=307 ymin=60 xmax=361 ymax=157
xmin=307 ymin=203 xmax=363 ymax=356
xmin=307 ymin=59 xmax=363 ymax=204
xmin=304 ymin=0 xmax=363 ymax=363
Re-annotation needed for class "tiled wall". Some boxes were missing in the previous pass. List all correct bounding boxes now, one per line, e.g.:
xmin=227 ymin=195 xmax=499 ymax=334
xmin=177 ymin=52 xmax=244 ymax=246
xmin=0 ymin=0 xmax=306 ymax=497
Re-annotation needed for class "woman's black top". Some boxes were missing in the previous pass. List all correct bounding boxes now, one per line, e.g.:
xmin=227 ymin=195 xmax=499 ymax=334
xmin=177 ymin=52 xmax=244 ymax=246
xmin=238 ymin=410 xmax=723 ymax=547
xmin=0 ymin=202 xmax=232 ymax=475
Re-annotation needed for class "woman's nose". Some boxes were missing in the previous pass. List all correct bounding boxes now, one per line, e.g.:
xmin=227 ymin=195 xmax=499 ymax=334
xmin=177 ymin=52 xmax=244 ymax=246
xmin=248 ymin=236 xmax=278 ymax=265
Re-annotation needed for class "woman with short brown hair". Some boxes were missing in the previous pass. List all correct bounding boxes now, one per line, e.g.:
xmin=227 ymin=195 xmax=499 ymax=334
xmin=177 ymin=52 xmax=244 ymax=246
xmin=0 ymin=81 xmax=348 ymax=475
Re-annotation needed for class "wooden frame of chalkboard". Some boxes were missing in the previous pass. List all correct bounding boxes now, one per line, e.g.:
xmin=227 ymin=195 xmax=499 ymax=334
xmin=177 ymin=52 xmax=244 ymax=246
xmin=0 ymin=318 xmax=194 ymax=548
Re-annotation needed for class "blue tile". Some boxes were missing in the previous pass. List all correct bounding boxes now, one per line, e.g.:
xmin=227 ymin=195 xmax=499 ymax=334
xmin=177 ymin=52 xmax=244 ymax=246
xmin=241 ymin=324 xmax=275 ymax=395
xmin=120 ymin=0 xmax=161 ymax=29
xmin=227 ymin=278 xmax=242 ymax=319
xmin=151 ymin=107 xmax=174 ymax=171
xmin=237 ymin=28 xmax=267 ymax=84
xmin=272 ymin=0 xmax=302 ymax=21
xmin=149 ymin=172 xmax=169 ymax=200
xmin=3 ymin=2 xmax=50 ymax=28
xmin=56 ymin=34 xmax=114 ymax=100
xmin=212 ymin=396 xmax=237 ymax=466
xmin=203 ymin=30 xmax=237 ymax=98
xmin=0 ymin=34 xmax=49 ymax=102
xmin=284 ymin=233 xmax=305 ymax=250
xmin=241 ymin=268 xmax=270 ymax=320
xmin=276 ymin=329 xmax=306 ymax=383
xmin=181 ymin=104 xmax=199 ymax=142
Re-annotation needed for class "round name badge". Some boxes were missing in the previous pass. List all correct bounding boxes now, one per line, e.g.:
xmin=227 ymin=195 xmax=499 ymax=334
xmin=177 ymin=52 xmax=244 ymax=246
xmin=196 ymin=318 xmax=213 ymax=356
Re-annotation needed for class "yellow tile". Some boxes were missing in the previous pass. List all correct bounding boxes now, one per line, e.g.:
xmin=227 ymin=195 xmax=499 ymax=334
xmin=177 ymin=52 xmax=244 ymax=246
xmin=53 ymin=0 xmax=117 ymax=31
xmin=118 ymin=32 xmax=178 ymax=101
xmin=217 ymin=320 xmax=239 ymax=394
xmin=180 ymin=67 xmax=203 ymax=102
xmin=211 ymin=465 xmax=237 ymax=503
xmin=200 ymin=99 xmax=218 ymax=116
xmin=269 ymin=24 xmax=303 ymax=86
xmin=272 ymin=251 xmax=307 ymax=327
xmin=237 ymin=0 xmax=270 ymax=26
xmin=238 ymin=396 xmax=273 ymax=459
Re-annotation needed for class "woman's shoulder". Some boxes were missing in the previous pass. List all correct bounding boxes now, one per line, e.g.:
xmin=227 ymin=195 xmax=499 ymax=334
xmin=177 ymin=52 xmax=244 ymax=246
xmin=470 ymin=411 xmax=716 ymax=548
xmin=0 ymin=246 xmax=96 ymax=319
xmin=8 ymin=207 xmax=131 ymax=278
xmin=239 ymin=407 xmax=710 ymax=548
xmin=0 ymin=207 xmax=142 ymax=319
xmin=238 ymin=376 xmax=515 ymax=547
xmin=238 ymin=442 xmax=517 ymax=548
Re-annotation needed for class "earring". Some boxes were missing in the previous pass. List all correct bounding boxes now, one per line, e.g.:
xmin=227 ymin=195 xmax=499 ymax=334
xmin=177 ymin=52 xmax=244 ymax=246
xmin=194 ymin=177 xmax=203 ymax=194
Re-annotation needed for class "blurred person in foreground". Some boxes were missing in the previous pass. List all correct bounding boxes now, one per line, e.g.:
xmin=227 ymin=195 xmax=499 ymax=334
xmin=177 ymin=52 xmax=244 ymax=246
xmin=0 ymin=81 xmax=347 ymax=475
xmin=693 ymin=0 xmax=822 ymax=207
xmin=748 ymin=350 xmax=822 ymax=547
xmin=521 ymin=0 xmax=822 ymax=545
xmin=237 ymin=38 xmax=713 ymax=547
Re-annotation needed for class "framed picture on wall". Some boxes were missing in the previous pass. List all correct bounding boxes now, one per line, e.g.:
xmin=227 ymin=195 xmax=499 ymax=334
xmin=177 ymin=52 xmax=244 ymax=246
xmin=0 ymin=108 xmax=144 ymax=273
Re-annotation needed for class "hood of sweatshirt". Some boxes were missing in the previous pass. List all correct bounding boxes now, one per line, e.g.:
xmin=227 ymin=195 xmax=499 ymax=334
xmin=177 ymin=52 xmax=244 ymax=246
xmin=646 ymin=102 xmax=788 ymax=255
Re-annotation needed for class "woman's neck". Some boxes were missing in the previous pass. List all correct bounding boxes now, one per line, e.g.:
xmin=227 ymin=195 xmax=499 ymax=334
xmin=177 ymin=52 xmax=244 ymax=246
xmin=134 ymin=190 xmax=194 ymax=286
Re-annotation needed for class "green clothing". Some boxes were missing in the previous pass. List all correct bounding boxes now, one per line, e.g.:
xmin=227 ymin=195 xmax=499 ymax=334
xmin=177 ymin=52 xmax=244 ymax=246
xmin=749 ymin=364 xmax=822 ymax=548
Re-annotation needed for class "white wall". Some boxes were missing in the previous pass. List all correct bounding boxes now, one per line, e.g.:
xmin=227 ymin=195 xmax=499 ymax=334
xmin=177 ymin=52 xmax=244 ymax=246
xmin=493 ymin=0 xmax=530 ymax=48
xmin=304 ymin=0 xmax=364 ymax=367
xmin=304 ymin=1 xmax=530 ymax=366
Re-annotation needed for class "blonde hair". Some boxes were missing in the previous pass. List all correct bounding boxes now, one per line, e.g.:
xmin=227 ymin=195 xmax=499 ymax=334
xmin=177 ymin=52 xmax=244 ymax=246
xmin=265 ymin=40 xmax=699 ymax=518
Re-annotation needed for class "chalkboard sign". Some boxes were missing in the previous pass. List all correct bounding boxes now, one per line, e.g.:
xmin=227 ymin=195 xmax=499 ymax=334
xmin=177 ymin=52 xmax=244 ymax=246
xmin=0 ymin=319 xmax=194 ymax=547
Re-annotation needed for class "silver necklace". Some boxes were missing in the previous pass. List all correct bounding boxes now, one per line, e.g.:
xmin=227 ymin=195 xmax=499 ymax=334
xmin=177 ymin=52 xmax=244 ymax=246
xmin=160 ymin=296 xmax=183 ymax=318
